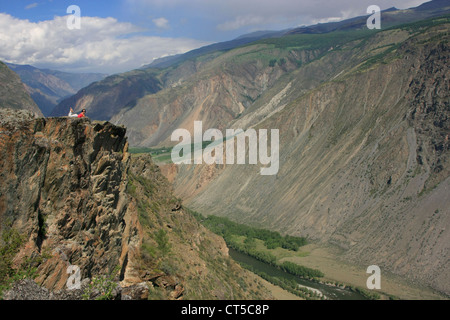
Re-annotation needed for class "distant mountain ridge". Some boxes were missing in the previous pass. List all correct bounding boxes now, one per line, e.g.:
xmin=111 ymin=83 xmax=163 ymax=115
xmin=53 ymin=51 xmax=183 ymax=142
xmin=0 ymin=61 xmax=42 ymax=117
xmin=6 ymin=63 xmax=106 ymax=116
xmin=147 ymin=0 xmax=450 ymax=70
xmin=51 ymin=69 xmax=162 ymax=120
xmin=145 ymin=29 xmax=287 ymax=69
xmin=287 ymin=0 xmax=450 ymax=35
xmin=51 ymin=0 xmax=450 ymax=124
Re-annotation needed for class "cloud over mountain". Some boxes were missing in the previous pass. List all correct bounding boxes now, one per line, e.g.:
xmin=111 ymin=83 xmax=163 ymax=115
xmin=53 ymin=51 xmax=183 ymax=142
xmin=0 ymin=13 xmax=208 ymax=74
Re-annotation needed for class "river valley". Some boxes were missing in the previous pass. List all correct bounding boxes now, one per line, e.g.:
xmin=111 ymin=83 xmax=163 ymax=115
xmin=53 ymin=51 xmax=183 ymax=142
xmin=229 ymin=248 xmax=367 ymax=300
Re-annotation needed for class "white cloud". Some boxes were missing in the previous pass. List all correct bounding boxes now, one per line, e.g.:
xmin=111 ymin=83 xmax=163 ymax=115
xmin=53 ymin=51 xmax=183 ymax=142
xmin=0 ymin=13 xmax=208 ymax=74
xmin=153 ymin=17 xmax=169 ymax=29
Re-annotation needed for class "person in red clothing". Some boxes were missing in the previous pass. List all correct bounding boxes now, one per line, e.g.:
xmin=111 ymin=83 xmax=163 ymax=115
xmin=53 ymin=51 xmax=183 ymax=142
xmin=78 ymin=109 xmax=86 ymax=118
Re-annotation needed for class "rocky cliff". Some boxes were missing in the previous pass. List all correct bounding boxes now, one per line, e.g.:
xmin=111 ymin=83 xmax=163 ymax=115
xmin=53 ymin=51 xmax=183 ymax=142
xmin=0 ymin=109 xmax=270 ymax=300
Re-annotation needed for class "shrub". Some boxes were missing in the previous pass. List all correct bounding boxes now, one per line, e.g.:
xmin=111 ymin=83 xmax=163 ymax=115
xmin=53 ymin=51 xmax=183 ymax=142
xmin=0 ymin=229 xmax=26 ymax=297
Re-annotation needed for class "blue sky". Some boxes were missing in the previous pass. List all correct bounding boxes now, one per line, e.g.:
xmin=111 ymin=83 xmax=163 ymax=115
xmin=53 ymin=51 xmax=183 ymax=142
xmin=0 ymin=0 xmax=430 ymax=73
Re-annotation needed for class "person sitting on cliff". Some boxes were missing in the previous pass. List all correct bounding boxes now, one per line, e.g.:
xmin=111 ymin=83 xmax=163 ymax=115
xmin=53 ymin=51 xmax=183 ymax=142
xmin=68 ymin=108 xmax=87 ymax=118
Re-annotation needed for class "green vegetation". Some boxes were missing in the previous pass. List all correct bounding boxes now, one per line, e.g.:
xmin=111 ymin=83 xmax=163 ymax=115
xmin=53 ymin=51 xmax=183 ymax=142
xmin=0 ymin=228 xmax=50 ymax=298
xmin=127 ymin=173 xmax=156 ymax=226
xmin=395 ymin=14 xmax=450 ymax=33
xmin=253 ymin=15 xmax=450 ymax=54
xmin=280 ymin=261 xmax=324 ymax=279
xmin=82 ymin=266 xmax=120 ymax=300
xmin=188 ymin=209 xmax=327 ymax=299
xmin=0 ymin=229 xmax=26 ymax=296
xmin=129 ymin=140 xmax=214 ymax=164
xmin=194 ymin=214 xmax=307 ymax=252
xmin=188 ymin=209 xmax=324 ymax=284
xmin=354 ymin=42 xmax=404 ymax=73
xmin=129 ymin=146 xmax=173 ymax=163
xmin=347 ymin=285 xmax=381 ymax=300
xmin=155 ymin=229 xmax=171 ymax=256
xmin=238 ymin=261 xmax=325 ymax=300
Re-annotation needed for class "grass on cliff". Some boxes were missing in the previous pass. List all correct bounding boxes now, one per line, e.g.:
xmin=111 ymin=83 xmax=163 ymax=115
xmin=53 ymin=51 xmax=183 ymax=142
xmin=0 ymin=229 xmax=25 ymax=292
xmin=0 ymin=228 xmax=49 ymax=298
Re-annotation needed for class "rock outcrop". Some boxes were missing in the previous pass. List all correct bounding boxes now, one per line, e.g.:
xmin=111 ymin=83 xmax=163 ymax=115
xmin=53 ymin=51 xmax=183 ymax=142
xmin=0 ymin=110 xmax=133 ymax=290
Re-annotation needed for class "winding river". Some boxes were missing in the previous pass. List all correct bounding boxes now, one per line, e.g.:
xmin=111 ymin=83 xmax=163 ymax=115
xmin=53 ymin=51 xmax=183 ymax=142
xmin=229 ymin=248 xmax=367 ymax=300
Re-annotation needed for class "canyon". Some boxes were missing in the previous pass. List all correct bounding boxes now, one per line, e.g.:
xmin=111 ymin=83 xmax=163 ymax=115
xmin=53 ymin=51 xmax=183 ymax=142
xmin=1 ymin=1 xmax=449 ymax=299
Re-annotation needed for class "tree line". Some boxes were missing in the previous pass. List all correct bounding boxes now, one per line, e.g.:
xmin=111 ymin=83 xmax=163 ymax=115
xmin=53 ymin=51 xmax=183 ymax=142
xmin=187 ymin=210 xmax=324 ymax=280
xmin=197 ymin=214 xmax=307 ymax=252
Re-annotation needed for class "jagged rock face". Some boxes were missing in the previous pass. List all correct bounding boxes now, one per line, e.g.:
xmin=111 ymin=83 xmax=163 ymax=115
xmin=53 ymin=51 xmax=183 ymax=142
xmin=0 ymin=111 xmax=135 ymax=290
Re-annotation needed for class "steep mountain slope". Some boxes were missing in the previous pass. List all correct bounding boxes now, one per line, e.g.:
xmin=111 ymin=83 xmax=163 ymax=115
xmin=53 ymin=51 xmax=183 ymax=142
xmin=175 ymin=20 xmax=450 ymax=295
xmin=0 ymin=62 xmax=42 ymax=117
xmin=145 ymin=29 xmax=287 ymax=69
xmin=0 ymin=110 xmax=271 ymax=300
xmin=6 ymin=63 xmax=106 ymax=116
xmin=51 ymin=69 xmax=162 ymax=121
xmin=111 ymin=43 xmax=327 ymax=147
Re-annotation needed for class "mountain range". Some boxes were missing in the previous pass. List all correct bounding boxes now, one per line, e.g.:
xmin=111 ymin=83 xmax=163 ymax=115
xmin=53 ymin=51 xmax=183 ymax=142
xmin=0 ymin=61 xmax=42 ymax=117
xmin=6 ymin=63 xmax=106 ymax=117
